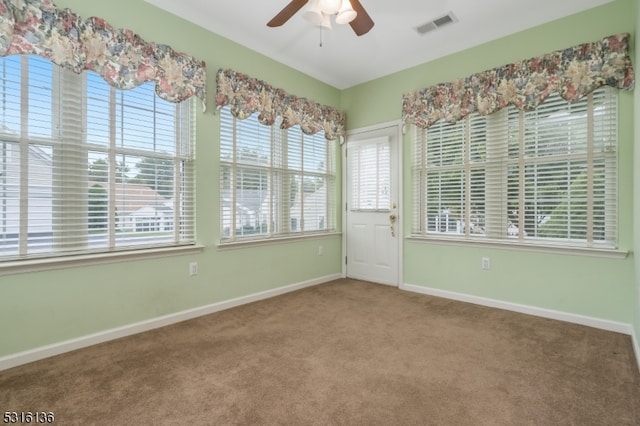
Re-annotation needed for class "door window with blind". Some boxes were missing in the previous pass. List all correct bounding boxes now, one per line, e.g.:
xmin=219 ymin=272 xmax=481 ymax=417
xmin=412 ymin=87 xmax=618 ymax=249
xmin=220 ymin=106 xmax=336 ymax=242
xmin=348 ymin=138 xmax=391 ymax=211
xmin=0 ymin=55 xmax=195 ymax=261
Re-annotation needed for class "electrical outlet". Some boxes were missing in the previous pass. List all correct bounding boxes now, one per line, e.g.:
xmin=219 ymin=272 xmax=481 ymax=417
xmin=318 ymin=245 xmax=324 ymax=256
xmin=481 ymin=257 xmax=490 ymax=270
xmin=189 ymin=261 xmax=198 ymax=276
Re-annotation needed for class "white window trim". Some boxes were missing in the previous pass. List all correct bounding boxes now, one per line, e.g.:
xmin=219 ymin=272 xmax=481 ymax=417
xmin=216 ymin=231 xmax=341 ymax=250
xmin=0 ymin=244 xmax=204 ymax=276
xmin=406 ymin=235 xmax=628 ymax=259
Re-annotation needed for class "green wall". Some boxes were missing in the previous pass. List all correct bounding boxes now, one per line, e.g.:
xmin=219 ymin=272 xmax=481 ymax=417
xmin=634 ymin=0 xmax=640 ymax=360
xmin=342 ymin=0 xmax=637 ymax=324
xmin=0 ymin=0 xmax=638 ymax=361
xmin=0 ymin=0 xmax=343 ymax=358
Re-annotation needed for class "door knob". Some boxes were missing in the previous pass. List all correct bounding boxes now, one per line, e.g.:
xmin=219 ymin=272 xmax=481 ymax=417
xmin=389 ymin=214 xmax=397 ymax=237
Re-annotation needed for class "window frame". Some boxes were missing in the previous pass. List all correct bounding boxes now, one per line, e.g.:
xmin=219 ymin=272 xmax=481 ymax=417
xmin=0 ymin=55 xmax=197 ymax=268
xmin=409 ymin=87 xmax=625 ymax=257
xmin=219 ymin=106 xmax=338 ymax=245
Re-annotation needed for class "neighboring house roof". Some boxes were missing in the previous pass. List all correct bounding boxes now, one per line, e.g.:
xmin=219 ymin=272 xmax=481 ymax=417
xmin=0 ymin=123 xmax=53 ymax=169
xmin=221 ymin=188 xmax=268 ymax=212
xmin=89 ymin=182 xmax=169 ymax=215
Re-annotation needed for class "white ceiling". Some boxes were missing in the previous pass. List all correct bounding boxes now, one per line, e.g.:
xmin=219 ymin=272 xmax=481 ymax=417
xmin=144 ymin=0 xmax=614 ymax=90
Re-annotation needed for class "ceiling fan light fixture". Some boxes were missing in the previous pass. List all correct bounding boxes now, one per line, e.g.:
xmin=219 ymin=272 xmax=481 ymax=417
xmin=335 ymin=0 xmax=357 ymax=25
xmin=319 ymin=12 xmax=332 ymax=30
xmin=303 ymin=0 xmax=324 ymax=26
xmin=319 ymin=0 xmax=342 ymax=15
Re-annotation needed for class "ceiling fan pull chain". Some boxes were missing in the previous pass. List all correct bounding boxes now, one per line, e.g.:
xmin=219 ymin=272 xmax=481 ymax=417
xmin=319 ymin=26 xmax=323 ymax=47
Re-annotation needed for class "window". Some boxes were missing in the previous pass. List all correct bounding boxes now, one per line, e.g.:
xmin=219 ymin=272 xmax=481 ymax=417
xmin=0 ymin=55 xmax=195 ymax=261
xmin=220 ymin=107 xmax=336 ymax=242
xmin=348 ymin=138 xmax=391 ymax=211
xmin=412 ymin=87 xmax=617 ymax=250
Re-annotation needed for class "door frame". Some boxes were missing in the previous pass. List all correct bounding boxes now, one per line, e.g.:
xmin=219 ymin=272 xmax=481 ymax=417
xmin=341 ymin=120 xmax=404 ymax=287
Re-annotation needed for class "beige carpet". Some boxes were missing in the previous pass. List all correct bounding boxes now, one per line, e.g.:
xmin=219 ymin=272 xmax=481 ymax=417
xmin=1 ymin=279 xmax=639 ymax=425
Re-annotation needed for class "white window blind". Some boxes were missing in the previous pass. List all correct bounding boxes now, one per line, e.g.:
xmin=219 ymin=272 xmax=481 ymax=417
xmin=348 ymin=138 xmax=391 ymax=211
xmin=0 ymin=55 xmax=195 ymax=261
xmin=220 ymin=106 xmax=336 ymax=242
xmin=412 ymin=87 xmax=618 ymax=249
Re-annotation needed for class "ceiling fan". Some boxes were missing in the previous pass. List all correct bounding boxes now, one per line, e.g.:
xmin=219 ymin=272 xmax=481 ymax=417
xmin=267 ymin=0 xmax=375 ymax=36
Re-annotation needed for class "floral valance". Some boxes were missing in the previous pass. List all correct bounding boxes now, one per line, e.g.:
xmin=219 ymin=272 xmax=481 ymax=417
xmin=402 ymin=33 xmax=635 ymax=129
xmin=0 ymin=0 xmax=206 ymax=108
xmin=216 ymin=68 xmax=346 ymax=141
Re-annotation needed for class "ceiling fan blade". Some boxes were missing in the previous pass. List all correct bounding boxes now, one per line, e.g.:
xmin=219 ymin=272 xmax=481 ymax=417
xmin=267 ymin=0 xmax=309 ymax=27
xmin=348 ymin=0 xmax=374 ymax=36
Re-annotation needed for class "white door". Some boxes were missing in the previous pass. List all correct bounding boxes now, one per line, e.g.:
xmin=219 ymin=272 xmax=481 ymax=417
xmin=344 ymin=123 xmax=401 ymax=286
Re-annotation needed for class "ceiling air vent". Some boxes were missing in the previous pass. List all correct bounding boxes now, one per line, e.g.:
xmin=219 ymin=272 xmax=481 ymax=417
xmin=416 ymin=11 xmax=457 ymax=36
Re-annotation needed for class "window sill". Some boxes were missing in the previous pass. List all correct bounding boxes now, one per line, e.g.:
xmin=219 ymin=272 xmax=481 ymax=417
xmin=406 ymin=236 xmax=629 ymax=259
xmin=0 ymin=244 xmax=205 ymax=276
xmin=217 ymin=232 xmax=342 ymax=250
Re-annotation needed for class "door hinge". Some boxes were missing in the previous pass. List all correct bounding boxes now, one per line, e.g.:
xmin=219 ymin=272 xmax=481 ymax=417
xmin=345 ymin=256 xmax=348 ymax=265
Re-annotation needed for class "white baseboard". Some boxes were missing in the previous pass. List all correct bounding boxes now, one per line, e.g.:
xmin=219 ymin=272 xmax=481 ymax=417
xmin=0 ymin=273 xmax=342 ymax=372
xmin=401 ymin=283 xmax=633 ymax=335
